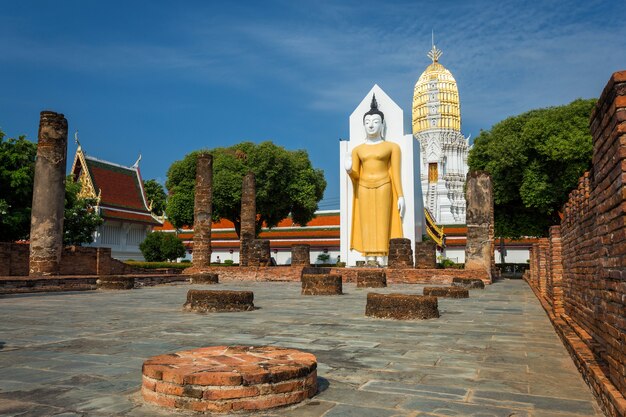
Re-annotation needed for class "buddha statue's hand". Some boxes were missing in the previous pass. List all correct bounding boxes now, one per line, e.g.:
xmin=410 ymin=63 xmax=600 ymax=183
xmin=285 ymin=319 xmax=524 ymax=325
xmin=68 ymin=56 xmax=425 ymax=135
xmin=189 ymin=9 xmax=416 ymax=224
xmin=397 ymin=197 xmax=405 ymax=219
xmin=344 ymin=152 xmax=352 ymax=172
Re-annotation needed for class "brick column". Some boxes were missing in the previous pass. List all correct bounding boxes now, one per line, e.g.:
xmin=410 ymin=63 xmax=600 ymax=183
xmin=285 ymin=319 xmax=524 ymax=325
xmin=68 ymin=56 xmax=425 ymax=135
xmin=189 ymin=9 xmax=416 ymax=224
xmin=29 ymin=111 xmax=68 ymax=276
xmin=387 ymin=238 xmax=414 ymax=269
xmin=291 ymin=244 xmax=311 ymax=266
xmin=240 ymin=172 xmax=256 ymax=267
xmin=193 ymin=153 xmax=213 ymax=269
xmin=548 ymin=226 xmax=563 ymax=316
xmin=527 ymin=246 xmax=534 ymax=283
xmin=537 ymin=238 xmax=549 ymax=299
xmin=464 ymin=171 xmax=494 ymax=280
xmin=414 ymin=241 xmax=437 ymax=269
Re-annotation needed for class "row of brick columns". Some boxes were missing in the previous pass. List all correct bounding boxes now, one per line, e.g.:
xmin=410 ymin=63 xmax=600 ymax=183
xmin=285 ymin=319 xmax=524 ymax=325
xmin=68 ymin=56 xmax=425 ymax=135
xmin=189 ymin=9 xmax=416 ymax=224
xmin=528 ymin=233 xmax=562 ymax=312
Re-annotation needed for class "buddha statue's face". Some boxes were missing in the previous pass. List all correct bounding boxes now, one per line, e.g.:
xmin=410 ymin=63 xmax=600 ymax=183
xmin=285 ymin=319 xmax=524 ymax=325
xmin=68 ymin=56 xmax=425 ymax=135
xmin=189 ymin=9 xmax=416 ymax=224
xmin=364 ymin=114 xmax=383 ymax=138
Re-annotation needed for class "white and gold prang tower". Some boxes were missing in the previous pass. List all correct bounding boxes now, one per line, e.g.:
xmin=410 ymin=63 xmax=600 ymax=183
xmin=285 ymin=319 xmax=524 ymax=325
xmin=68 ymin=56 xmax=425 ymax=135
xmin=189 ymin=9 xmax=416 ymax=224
xmin=413 ymin=42 xmax=469 ymax=225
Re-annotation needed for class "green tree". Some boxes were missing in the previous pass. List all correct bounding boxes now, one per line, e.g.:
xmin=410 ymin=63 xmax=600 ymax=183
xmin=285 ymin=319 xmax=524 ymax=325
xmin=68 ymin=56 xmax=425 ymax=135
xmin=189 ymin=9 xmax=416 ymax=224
xmin=0 ymin=131 xmax=36 ymax=241
xmin=139 ymin=232 xmax=185 ymax=262
xmin=165 ymin=142 xmax=326 ymax=236
xmin=63 ymin=178 xmax=104 ymax=245
xmin=468 ymin=98 xmax=596 ymax=238
xmin=143 ymin=179 xmax=166 ymax=216
xmin=0 ymin=130 xmax=104 ymax=244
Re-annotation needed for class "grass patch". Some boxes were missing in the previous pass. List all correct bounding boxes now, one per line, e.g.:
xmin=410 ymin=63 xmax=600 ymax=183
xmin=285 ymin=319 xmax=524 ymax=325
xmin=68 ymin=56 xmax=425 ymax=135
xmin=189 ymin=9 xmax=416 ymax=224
xmin=125 ymin=261 xmax=189 ymax=270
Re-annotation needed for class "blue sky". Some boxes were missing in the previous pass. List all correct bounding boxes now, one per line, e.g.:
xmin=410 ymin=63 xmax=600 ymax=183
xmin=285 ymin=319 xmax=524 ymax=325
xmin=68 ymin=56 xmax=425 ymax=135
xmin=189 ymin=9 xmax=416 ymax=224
xmin=1 ymin=0 xmax=624 ymax=210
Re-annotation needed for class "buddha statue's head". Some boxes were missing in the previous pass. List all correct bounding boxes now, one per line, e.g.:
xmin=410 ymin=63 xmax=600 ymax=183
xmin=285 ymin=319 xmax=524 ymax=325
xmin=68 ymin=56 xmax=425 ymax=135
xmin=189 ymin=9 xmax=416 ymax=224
xmin=363 ymin=94 xmax=385 ymax=140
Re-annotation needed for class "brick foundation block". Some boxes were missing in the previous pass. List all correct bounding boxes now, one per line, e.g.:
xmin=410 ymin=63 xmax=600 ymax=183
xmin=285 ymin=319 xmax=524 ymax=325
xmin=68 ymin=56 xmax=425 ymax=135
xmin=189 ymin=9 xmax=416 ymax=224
xmin=142 ymin=345 xmax=317 ymax=413
xmin=190 ymin=273 xmax=219 ymax=285
xmin=423 ymin=286 xmax=469 ymax=298
xmin=452 ymin=277 xmax=485 ymax=289
xmin=366 ymin=293 xmax=439 ymax=320
xmin=301 ymin=274 xmax=342 ymax=295
xmin=96 ymin=275 xmax=134 ymax=290
xmin=356 ymin=270 xmax=387 ymax=288
xmin=183 ymin=290 xmax=254 ymax=312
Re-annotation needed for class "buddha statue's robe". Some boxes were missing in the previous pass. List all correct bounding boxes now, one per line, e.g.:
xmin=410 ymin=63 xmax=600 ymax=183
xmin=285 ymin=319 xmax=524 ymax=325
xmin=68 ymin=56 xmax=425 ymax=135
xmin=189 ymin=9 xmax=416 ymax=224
xmin=348 ymin=141 xmax=404 ymax=256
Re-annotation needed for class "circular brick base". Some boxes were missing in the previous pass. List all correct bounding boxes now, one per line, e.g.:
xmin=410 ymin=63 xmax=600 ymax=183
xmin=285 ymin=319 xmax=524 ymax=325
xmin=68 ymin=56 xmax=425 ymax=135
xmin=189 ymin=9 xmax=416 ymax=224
xmin=183 ymin=290 xmax=254 ymax=312
xmin=301 ymin=274 xmax=342 ymax=295
xmin=356 ymin=271 xmax=387 ymax=288
xmin=142 ymin=346 xmax=317 ymax=413
xmin=96 ymin=275 xmax=134 ymax=290
xmin=365 ymin=293 xmax=439 ymax=320
xmin=190 ymin=273 xmax=219 ymax=285
xmin=423 ymin=286 xmax=469 ymax=298
xmin=452 ymin=277 xmax=486 ymax=289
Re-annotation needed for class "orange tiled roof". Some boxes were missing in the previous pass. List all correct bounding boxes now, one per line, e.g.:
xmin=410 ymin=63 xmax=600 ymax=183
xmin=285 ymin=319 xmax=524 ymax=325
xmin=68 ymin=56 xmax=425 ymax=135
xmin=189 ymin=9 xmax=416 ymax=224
xmin=86 ymin=157 xmax=149 ymax=211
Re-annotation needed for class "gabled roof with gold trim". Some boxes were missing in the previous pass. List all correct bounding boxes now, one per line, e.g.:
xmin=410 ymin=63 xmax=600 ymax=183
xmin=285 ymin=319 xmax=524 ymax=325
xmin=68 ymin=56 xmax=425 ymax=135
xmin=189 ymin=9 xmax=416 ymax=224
xmin=71 ymin=146 xmax=161 ymax=226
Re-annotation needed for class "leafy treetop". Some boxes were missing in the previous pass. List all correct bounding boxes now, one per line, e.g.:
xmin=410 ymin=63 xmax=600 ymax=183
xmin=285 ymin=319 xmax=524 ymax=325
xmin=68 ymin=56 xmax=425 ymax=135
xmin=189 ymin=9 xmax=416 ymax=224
xmin=165 ymin=141 xmax=327 ymax=236
xmin=63 ymin=178 xmax=104 ymax=245
xmin=468 ymin=98 xmax=596 ymax=238
xmin=143 ymin=179 xmax=167 ymax=216
xmin=0 ymin=132 xmax=37 ymax=241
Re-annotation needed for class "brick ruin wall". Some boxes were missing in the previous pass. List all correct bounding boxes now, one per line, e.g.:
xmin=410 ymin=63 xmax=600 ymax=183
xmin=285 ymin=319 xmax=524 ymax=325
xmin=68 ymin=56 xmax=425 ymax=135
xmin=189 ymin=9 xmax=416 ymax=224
xmin=0 ymin=244 xmax=169 ymax=277
xmin=525 ymin=71 xmax=626 ymax=417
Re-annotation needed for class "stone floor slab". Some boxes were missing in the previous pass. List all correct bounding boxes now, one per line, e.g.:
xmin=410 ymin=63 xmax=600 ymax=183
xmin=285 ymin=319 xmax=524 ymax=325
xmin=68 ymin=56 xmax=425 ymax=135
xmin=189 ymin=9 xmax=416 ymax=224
xmin=0 ymin=279 xmax=604 ymax=416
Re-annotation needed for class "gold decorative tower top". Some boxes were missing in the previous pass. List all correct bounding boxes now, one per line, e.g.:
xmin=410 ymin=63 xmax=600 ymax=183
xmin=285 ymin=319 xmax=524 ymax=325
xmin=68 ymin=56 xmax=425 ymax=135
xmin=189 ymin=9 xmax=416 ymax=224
xmin=412 ymin=42 xmax=461 ymax=135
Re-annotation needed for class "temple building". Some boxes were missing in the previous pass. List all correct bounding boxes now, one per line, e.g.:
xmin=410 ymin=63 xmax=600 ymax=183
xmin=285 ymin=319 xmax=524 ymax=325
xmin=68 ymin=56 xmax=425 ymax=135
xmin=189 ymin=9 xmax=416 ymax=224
xmin=155 ymin=210 xmax=341 ymax=265
xmin=70 ymin=144 xmax=162 ymax=260
xmin=413 ymin=43 xmax=470 ymax=225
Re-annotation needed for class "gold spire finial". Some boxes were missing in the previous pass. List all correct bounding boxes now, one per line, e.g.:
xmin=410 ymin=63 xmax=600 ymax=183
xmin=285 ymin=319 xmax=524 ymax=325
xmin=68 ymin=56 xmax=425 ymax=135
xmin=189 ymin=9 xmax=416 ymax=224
xmin=427 ymin=31 xmax=442 ymax=63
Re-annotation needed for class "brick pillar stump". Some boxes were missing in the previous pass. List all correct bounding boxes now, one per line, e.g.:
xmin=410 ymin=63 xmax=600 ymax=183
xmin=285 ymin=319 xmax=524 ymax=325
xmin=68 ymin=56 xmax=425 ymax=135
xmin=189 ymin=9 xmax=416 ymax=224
xmin=414 ymin=241 xmax=437 ymax=269
xmin=365 ymin=293 xmax=439 ymax=320
xmin=356 ymin=270 xmax=387 ymax=288
xmin=96 ymin=275 xmax=135 ymax=290
xmin=452 ymin=277 xmax=485 ymax=289
xmin=387 ymin=238 xmax=414 ymax=269
xmin=192 ymin=153 xmax=213 ymax=269
xmin=29 ymin=111 xmax=68 ymax=276
xmin=423 ymin=286 xmax=469 ymax=298
xmin=183 ymin=290 xmax=254 ymax=312
xmin=190 ymin=273 xmax=219 ymax=285
xmin=301 ymin=274 xmax=342 ymax=295
xmin=248 ymin=239 xmax=271 ymax=267
xmin=142 ymin=345 xmax=317 ymax=413
xmin=290 ymin=244 xmax=311 ymax=266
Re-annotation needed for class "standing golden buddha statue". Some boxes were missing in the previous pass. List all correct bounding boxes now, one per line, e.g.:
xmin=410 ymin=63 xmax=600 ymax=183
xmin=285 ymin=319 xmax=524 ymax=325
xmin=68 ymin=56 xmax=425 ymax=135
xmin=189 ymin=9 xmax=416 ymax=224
xmin=345 ymin=94 xmax=405 ymax=264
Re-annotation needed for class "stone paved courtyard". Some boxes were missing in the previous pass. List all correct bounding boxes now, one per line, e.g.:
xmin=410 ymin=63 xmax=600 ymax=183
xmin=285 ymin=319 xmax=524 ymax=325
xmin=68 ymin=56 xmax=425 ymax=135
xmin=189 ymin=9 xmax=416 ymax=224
xmin=0 ymin=279 xmax=603 ymax=416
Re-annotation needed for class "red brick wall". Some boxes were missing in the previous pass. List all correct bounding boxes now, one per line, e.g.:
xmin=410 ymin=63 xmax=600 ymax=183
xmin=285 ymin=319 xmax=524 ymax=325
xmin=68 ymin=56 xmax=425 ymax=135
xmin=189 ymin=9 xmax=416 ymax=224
xmin=561 ymin=72 xmax=626 ymax=400
xmin=526 ymin=71 xmax=626 ymax=415
xmin=0 ymin=243 xmax=29 ymax=276
xmin=0 ymin=244 xmax=155 ymax=277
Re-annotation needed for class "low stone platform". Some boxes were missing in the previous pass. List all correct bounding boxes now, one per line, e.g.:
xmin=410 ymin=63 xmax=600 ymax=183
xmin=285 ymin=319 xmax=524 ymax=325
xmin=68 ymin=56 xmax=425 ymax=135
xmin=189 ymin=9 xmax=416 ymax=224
xmin=190 ymin=272 xmax=219 ymax=284
xmin=356 ymin=270 xmax=387 ymax=288
xmin=301 ymin=274 xmax=342 ymax=295
xmin=186 ymin=266 xmax=491 ymax=285
xmin=142 ymin=345 xmax=317 ymax=413
xmin=452 ymin=277 xmax=486 ymax=289
xmin=97 ymin=275 xmax=135 ymax=290
xmin=423 ymin=286 xmax=469 ymax=298
xmin=183 ymin=290 xmax=254 ymax=312
xmin=0 ymin=274 xmax=189 ymax=295
xmin=365 ymin=293 xmax=439 ymax=320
